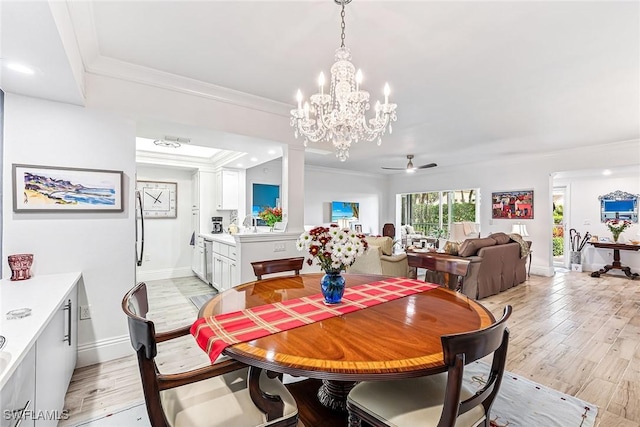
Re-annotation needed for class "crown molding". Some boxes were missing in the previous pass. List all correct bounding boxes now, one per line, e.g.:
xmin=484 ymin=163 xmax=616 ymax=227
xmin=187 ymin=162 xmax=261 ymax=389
xmin=86 ymin=55 xmax=292 ymax=117
xmin=136 ymin=149 xmax=248 ymax=172
xmin=304 ymin=164 xmax=387 ymax=180
xmin=65 ymin=0 xmax=294 ymax=117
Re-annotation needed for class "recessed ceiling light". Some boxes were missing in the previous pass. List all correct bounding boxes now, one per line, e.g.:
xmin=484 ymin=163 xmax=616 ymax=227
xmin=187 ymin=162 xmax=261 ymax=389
xmin=6 ymin=62 xmax=35 ymax=75
xmin=602 ymin=169 xmax=612 ymax=176
xmin=250 ymin=157 xmax=258 ymax=162
xmin=268 ymin=150 xmax=276 ymax=155
xmin=135 ymin=137 xmax=219 ymax=158
xmin=236 ymin=163 xmax=243 ymax=167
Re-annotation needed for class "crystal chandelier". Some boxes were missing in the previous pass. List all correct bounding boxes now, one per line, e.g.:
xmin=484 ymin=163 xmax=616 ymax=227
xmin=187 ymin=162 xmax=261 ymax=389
xmin=290 ymin=0 xmax=397 ymax=162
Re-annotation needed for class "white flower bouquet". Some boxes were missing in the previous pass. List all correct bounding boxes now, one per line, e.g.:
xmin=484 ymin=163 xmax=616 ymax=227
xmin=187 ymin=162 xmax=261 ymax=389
xmin=296 ymin=225 xmax=368 ymax=273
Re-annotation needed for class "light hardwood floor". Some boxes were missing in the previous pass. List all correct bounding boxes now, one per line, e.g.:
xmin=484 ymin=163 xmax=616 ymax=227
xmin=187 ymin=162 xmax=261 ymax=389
xmin=60 ymin=271 xmax=640 ymax=427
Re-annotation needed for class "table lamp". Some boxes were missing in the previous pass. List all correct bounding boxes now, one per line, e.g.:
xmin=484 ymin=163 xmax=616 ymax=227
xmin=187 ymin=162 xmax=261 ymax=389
xmin=511 ymin=223 xmax=529 ymax=237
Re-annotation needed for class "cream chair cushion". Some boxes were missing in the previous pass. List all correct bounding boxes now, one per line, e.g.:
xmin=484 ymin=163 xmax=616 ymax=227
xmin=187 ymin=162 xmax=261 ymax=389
xmin=366 ymin=236 xmax=394 ymax=256
xmin=348 ymin=373 xmax=486 ymax=427
xmin=348 ymin=246 xmax=383 ymax=275
xmin=160 ymin=368 xmax=298 ymax=427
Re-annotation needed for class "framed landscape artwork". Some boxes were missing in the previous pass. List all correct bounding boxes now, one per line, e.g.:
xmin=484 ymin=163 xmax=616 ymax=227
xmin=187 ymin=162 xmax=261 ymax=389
xmin=13 ymin=164 xmax=124 ymax=212
xmin=491 ymin=190 xmax=534 ymax=219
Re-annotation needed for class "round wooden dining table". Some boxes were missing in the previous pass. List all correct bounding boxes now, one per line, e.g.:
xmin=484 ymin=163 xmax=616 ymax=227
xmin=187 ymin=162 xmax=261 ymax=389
xmin=198 ymin=273 xmax=495 ymax=416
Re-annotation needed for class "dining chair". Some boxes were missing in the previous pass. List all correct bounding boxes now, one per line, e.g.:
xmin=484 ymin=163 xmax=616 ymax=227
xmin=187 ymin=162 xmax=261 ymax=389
xmin=122 ymin=282 xmax=299 ymax=427
xmin=347 ymin=305 xmax=512 ymax=427
xmin=382 ymin=223 xmax=395 ymax=238
xmin=251 ymin=257 xmax=305 ymax=280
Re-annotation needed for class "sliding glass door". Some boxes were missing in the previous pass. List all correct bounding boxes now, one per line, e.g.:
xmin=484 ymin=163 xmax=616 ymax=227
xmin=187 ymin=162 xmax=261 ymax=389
xmin=401 ymin=189 xmax=478 ymax=236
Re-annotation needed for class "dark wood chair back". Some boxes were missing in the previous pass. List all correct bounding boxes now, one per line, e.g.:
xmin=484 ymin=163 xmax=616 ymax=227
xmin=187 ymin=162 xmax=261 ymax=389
xmin=382 ymin=223 xmax=395 ymax=238
xmin=437 ymin=305 xmax=512 ymax=426
xmin=251 ymin=257 xmax=305 ymax=280
xmin=121 ymin=282 xmax=247 ymax=427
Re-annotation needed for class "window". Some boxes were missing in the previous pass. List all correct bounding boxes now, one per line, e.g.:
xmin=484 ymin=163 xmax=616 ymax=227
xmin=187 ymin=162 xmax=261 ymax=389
xmin=401 ymin=189 xmax=478 ymax=236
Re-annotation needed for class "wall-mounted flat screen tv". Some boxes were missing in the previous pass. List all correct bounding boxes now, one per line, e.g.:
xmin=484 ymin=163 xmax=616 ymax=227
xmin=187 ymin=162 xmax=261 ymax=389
xmin=331 ymin=201 xmax=359 ymax=222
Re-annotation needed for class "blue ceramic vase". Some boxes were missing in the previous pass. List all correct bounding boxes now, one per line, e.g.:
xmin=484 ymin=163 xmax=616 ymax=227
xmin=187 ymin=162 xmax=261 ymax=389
xmin=320 ymin=270 xmax=345 ymax=304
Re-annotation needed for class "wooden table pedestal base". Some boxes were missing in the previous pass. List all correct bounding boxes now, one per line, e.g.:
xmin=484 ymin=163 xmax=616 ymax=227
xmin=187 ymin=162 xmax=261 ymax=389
xmin=589 ymin=243 xmax=640 ymax=280
xmin=317 ymin=379 xmax=357 ymax=412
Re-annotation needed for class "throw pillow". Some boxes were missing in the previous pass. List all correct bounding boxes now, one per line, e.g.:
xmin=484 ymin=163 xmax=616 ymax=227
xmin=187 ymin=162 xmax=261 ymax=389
xmin=458 ymin=237 xmax=497 ymax=257
xmin=366 ymin=236 xmax=393 ymax=256
xmin=443 ymin=241 xmax=460 ymax=256
xmin=406 ymin=225 xmax=416 ymax=235
xmin=490 ymin=232 xmax=511 ymax=245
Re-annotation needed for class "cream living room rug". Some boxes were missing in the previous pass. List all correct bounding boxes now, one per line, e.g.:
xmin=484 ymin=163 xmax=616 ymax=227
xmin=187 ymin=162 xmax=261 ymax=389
xmin=72 ymin=362 xmax=597 ymax=427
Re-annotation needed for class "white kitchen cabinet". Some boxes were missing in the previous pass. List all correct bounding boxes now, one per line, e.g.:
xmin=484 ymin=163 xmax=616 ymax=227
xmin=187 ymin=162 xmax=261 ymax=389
xmin=0 ymin=274 xmax=80 ymax=427
xmin=191 ymin=170 xmax=200 ymax=210
xmin=191 ymin=210 xmax=206 ymax=281
xmin=210 ymin=240 xmax=238 ymax=291
xmin=215 ymin=169 xmax=239 ymax=210
xmin=192 ymin=237 xmax=205 ymax=281
xmin=35 ymin=284 xmax=77 ymax=426
xmin=192 ymin=171 xmax=215 ymax=232
xmin=0 ymin=346 xmax=36 ymax=427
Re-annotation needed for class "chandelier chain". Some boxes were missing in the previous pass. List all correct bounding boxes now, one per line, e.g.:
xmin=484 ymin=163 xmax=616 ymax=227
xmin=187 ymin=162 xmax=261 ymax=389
xmin=340 ymin=1 xmax=346 ymax=48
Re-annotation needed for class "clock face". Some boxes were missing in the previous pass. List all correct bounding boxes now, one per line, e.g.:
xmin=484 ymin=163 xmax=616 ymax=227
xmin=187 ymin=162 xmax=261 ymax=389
xmin=137 ymin=181 xmax=177 ymax=218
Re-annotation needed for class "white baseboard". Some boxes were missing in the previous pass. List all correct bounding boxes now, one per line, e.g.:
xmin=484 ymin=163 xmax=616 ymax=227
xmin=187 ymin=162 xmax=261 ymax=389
xmin=136 ymin=267 xmax=194 ymax=282
xmin=531 ymin=265 xmax=554 ymax=277
xmin=77 ymin=334 xmax=134 ymax=368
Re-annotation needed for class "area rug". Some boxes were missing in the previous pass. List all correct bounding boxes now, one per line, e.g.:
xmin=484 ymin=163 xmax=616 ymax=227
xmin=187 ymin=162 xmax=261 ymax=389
xmin=70 ymin=362 xmax=597 ymax=427
xmin=72 ymin=403 xmax=149 ymax=426
xmin=465 ymin=361 xmax=597 ymax=427
xmin=188 ymin=292 xmax=217 ymax=310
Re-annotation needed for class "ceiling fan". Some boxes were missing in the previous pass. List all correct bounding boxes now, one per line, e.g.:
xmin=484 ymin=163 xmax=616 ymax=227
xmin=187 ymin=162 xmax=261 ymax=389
xmin=381 ymin=155 xmax=437 ymax=173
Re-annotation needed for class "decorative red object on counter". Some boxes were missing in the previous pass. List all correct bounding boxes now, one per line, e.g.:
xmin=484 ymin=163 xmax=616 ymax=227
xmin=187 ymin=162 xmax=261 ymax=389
xmin=8 ymin=253 xmax=33 ymax=281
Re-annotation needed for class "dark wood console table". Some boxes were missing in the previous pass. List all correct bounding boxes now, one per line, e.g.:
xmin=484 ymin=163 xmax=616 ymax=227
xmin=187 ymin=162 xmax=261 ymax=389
xmin=589 ymin=242 xmax=640 ymax=279
xmin=406 ymin=250 xmax=471 ymax=291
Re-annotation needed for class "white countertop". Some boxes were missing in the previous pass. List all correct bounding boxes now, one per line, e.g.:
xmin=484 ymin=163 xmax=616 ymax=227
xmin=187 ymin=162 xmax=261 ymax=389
xmin=200 ymin=231 xmax=302 ymax=245
xmin=0 ymin=272 xmax=82 ymax=388
xmin=200 ymin=233 xmax=236 ymax=245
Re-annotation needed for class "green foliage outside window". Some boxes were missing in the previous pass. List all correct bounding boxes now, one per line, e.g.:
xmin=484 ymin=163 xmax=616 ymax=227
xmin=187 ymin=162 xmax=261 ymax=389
xmin=553 ymin=204 xmax=564 ymax=225
xmin=402 ymin=190 xmax=477 ymax=237
xmin=553 ymin=237 xmax=564 ymax=256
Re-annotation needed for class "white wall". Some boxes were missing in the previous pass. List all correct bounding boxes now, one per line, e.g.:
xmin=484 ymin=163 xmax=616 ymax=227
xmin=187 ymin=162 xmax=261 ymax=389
xmin=2 ymin=93 xmax=136 ymax=366
xmin=135 ymin=165 xmax=195 ymax=281
xmin=555 ymin=171 xmax=640 ymax=274
xmin=246 ymin=158 xmax=282 ymax=214
xmin=388 ymin=139 xmax=640 ymax=277
xmin=305 ymin=166 xmax=388 ymax=235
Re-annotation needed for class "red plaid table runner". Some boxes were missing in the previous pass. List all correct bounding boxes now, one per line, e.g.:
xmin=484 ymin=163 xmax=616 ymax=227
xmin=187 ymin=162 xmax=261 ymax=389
xmin=191 ymin=277 xmax=437 ymax=362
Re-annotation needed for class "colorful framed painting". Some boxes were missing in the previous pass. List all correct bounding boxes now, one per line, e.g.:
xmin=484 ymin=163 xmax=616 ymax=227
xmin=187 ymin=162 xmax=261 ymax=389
xmin=491 ymin=190 xmax=534 ymax=219
xmin=13 ymin=164 xmax=124 ymax=212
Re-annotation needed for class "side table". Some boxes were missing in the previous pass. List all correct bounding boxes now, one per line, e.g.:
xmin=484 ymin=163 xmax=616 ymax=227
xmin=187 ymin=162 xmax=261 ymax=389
xmin=589 ymin=242 xmax=640 ymax=279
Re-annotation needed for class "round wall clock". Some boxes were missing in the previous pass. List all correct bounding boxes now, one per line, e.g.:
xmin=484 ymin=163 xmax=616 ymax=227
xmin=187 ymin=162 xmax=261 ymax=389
xmin=137 ymin=180 xmax=177 ymax=218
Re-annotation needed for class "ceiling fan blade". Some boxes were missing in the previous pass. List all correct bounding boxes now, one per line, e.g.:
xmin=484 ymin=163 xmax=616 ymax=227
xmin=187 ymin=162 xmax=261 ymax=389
xmin=381 ymin=167 xmax=406 ymax=170
xmin=417 ymin=163 xmax=438 ymax=169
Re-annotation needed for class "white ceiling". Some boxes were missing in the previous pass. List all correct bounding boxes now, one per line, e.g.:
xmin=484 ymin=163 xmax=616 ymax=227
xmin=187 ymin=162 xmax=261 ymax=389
xmin=1 ymin=1 xmax=638 ymax=174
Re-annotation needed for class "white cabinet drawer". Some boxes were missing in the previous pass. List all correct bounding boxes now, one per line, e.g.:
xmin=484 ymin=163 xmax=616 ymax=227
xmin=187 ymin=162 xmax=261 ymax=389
xmin=228 ymin=245 xmax=237 ymax=261
xmin=1 ymin=345 xmax=36 ymax=427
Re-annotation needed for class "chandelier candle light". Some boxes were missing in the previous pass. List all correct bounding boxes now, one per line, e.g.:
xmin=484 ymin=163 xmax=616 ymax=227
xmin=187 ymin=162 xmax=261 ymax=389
xmin=290 ymin=0 xmax=397 ymax=162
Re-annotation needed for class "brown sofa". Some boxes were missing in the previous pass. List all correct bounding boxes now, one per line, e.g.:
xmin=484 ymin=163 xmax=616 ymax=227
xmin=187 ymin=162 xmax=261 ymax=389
xmin=426 ymin=232 xmax=530 ymax=299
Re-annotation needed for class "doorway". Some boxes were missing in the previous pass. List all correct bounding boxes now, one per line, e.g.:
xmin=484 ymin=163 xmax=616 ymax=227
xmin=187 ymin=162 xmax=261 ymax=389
xmin=552 ymin=187 xmax=567 ymax=268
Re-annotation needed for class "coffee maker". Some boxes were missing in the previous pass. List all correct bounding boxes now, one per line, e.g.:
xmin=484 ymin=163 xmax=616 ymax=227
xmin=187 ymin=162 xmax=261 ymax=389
xmin=211 ymin=216 xmax=223 ymax=234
